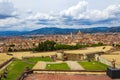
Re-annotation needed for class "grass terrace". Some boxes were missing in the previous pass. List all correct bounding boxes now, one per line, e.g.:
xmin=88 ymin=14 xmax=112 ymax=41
xmin=23 ymin=57 xmax=53 ymax=64
xmin=0 ymin=57 xmax=52 ymax=80
xmin=46 ymin=63 xmax=70 ymax=70
xmin=0 ymin=59 xmax=33 ymax=80
xmin=78 ymin=61 xmax=108 ymax=71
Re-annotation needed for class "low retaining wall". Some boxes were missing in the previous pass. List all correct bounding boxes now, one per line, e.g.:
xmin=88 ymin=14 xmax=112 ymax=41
xmin=65 ymin=54 xmax=84 ymax=61
xmin=32 ymin=69 xmax=106 ymax=74
xmin=17 ymin=70 xmax=33 ymax=80
xmin=0 ymin=57 xmax=14 ymax=69
xmin=95 ymin=55 xmax=120 ymax=68
xmin=17 ymin=69 xmax=106 ymax=80
xmin=99 ymin=56 xmax=112 ymax=67
xmin=32 ymin=69 xmax=106 ymax=72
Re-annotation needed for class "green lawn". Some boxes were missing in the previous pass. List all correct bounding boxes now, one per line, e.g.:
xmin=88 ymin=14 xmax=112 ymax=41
xmin=0 ymin=59 xmax=33 ymax=80
xmin=24 ymin=57 xmax=53 ymax=63
xmin=0 ymin=57 xmax=52 ymax=80
xmin=78 ymin=61 xmax=108 ymax=71
xmin=46 ymin=63 xmax=70 ymax=70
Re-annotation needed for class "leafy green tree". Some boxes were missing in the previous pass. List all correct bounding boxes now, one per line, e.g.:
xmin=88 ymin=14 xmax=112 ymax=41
xmin=35 ymin=40 xmax=56 ymax=51
xmin=91 ymin=42 xmax=104 ymax=47
xmin=9 ymin=44 xmax=15 ymax=47
xmin=34 ymin=40 xmax=105 ymax=52
xmin=8 ymin=47 xmax=13 ymax=52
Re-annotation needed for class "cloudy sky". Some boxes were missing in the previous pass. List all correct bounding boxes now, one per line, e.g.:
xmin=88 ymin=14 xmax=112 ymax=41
xmin=0 ymin=0 xmax=120 ymax=31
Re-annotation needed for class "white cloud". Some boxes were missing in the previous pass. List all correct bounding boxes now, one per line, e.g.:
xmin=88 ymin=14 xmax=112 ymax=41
xmin=86 ymin=4 xmax=120 ymax=21
xmin=0 ymin=1 xmax=15 ymax=16
xmin=27 ymin=13 xmax=55 ymax=20
xmin=59 ymin=1 xmax=120 ymax=22
xmin=60 ymin=1 xmax=88 ymax=17
xmin=86 ymin=10 xmax=109 ymax=21
xmin=0 ymin=18 xmax=18 ymax=26
xmin=105 ymin=4 xmax=120 ymax=18
xmin=0 ymin=1 xmax=120 ymax=31
xmin=105 ymin=5 xmax=120 ymax=14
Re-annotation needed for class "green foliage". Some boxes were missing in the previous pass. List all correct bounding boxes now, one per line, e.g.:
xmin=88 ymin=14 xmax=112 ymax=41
xmin=9 ymin=44 xmax=15 ymax=47
xmin=35 ymin=40 xmax=56 ymax=51
xmin=91 ymin=42 xmax=104 ymax=47
xmin=34 ymin=40 xmax=90 ymax=52
xmin=54 ymin=44 xmax=89 ymax=50
xmin=8 ymin=48 xmax=33 ymax=52
xmin=112 ymin=44 xmax=120 ymax=47
xmin=98 ymin=42 xmax=104 ymax=46
xmin=8 ymin=47 xmax=13 ymax=52
xmin=34 ymin=40 xmax=105 ymax=52
xmin=116 ymin=44 xmax=120 ymax=46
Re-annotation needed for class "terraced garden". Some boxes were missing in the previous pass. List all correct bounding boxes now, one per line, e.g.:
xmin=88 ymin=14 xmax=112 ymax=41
xmin=0 ymin=57 xmax=52 ymax=80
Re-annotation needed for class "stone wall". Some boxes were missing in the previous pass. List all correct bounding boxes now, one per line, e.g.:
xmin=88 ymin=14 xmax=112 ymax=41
xmin=65 ymin=54 xmax=84 ymax=61
xmin=64 ymin=52 xmax=104 ymax=61
xmin=0 ymin=57 xmax=14 ymax=69
xmin=95 ymin=54 xmax=120 ymax=68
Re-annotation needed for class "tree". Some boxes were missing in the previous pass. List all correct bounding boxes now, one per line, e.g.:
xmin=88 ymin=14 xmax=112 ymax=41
xmin=8 ymin=47 xmax=12 ymax=52
xmin=35 ymin=40 xmax=56 ymax=52
xmin=9 ymin=44 xmax=15 ymax=47
xmin=91 ymin=42 xmax=104 ymax=47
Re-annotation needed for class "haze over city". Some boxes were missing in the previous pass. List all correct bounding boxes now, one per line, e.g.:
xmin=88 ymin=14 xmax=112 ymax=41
xmin=0 ymin=0 xmax=120 ymax=31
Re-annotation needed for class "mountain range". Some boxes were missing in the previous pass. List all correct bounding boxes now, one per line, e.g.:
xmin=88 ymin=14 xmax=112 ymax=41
xmin=0 ymin=26 xmax=120 ymax=36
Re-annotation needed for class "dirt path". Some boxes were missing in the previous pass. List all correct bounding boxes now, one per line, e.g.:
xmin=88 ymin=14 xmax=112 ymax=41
xmin=33 ymin=61 xmax=46 ymax=69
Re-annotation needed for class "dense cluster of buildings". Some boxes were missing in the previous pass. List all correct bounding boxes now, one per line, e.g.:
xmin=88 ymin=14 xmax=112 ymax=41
xmin=0 ymin=31 xmax=120 ymax=52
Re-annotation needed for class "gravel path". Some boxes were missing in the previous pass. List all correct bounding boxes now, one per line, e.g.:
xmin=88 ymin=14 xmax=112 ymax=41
xmin=33 ymin=61 xmax=46 ymax=69
xmin=66 ymin=61 xmax=84 ymax=70
xmin=33 ymin=61 xmax=85 ymax=70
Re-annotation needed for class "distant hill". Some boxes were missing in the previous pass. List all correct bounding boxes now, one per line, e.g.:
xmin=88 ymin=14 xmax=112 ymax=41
xmin=0 ymin=26 xmax=120 ymax=36
xmin=27 ymin=27 xmax=78 ymax=35
xmin=0 ymin=31 xmax=27 ymax=36
xmin=27 ymin=27 xmax=109 ymax=35
xmin=108 ymin=26 xmax=120 ymax=32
